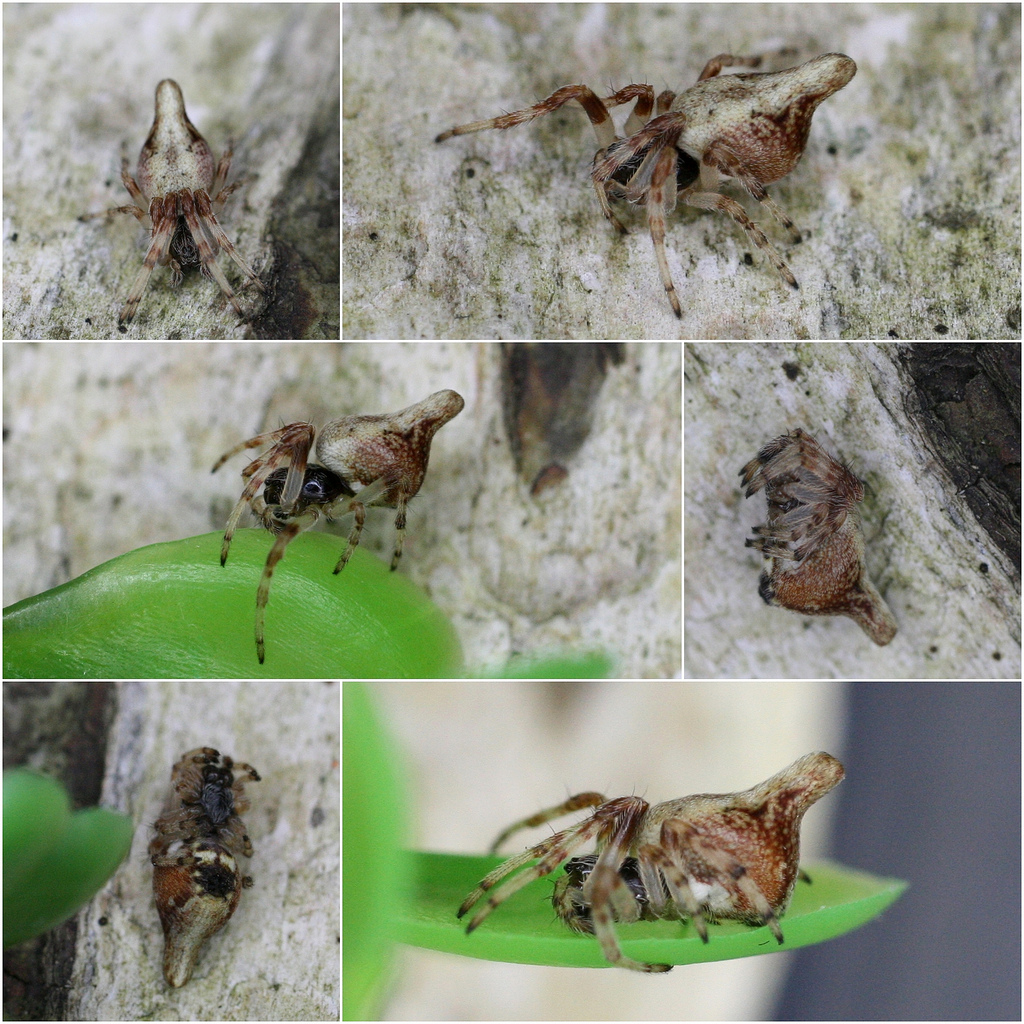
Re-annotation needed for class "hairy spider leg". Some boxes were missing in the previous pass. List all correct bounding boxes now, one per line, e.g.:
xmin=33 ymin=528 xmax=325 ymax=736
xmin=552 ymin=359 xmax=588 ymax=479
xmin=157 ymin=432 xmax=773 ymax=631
xmin=212 ymin=423 xmax=317 ymax=564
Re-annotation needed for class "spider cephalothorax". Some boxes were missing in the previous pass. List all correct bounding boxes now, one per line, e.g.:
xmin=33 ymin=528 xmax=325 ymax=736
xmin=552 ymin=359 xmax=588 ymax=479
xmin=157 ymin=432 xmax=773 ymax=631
xmin=459 ymin=752 xmax=844 ymax=972
xmin=437 ymin=53 xmax=856 ymax=317
xmin=552 ymin=855 xmax=651 ymax=933
xmin=212 ymin=389 xmax=465 ymax=662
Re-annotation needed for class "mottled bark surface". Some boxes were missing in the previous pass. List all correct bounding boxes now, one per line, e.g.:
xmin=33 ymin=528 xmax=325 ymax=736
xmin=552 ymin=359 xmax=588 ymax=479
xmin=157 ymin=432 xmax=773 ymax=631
xmin=901 ymin=344 xmax=1021 ymax=568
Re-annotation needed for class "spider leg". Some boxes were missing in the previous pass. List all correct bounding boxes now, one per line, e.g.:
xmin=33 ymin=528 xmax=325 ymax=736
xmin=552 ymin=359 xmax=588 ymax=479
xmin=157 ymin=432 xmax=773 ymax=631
xmin=211 ymin=423 xmax=316 ymax=478
xmin=81 ymin=158 xmax=152 ymax=224
xmin=459 ymin=812 xmax=615 ymax=932
xmin=118 ymin=156 xmax=150 ymax=212
xmin=220 ymin=460 xmax=292 ymax=565
xmin=638 ymin=835 xmax=711 ymax=942
xmin=600 ymin=84 xmax=656 ymax=136
xmin=331 ymin=498 xmax=365 ymax=575
xmin=696 ymin=53 xmax=766 ymax=82
xmin=591 ymin=113 xmax=682 ymax=236
xmin=584 ymin=800 xmax=671 ymax=972
xmin=635 ymin=849 xmax=671 ymax=915
xmin=645 ymin=126 xmax=686 ymax=317
xmin=212 ymin=142 xmax=233 ymax=197
xmin=215 ymin=424 xmax=315 ymax=566
xmin=328 ymin=476 xmax=390 ymax=574
xmin=706 ymin=140 xmax=804 ymax=243
xmin=436 ymin=85 xmax=618 ymax=148
xmin=227 ymin=760 xmax=261 ymax=783
xmin=193 ymin=189 xmax=265 ymax=293
xmin=118 ymin=195 xmax=175 ymax=327
xmin=488 ymin=792 xmax=608 ymax=854
xmin=79 ymin=203 xmax=149 ymax=225
xmin=211 ymin=180 xmax=243 ymax=206
xmin=180 ymin=192 xmax=245 ymax=318
xmin=655 ymin=90 xmax=676 ymax=114
xmin=681 ymin=158 xmax=798 ymax=288
xmin=254 ymin=505 xmax=322 ymax=664
xmin=390 ymin=492 xmax=407 ymax=571
xmin=740 ymin=178 xmax=803 ymax=242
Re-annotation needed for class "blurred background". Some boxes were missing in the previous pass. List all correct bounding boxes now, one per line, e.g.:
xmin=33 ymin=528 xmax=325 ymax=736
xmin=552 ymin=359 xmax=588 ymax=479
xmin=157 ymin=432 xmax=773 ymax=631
xmin=353 ymin=680 xmax=1019 ymax=1020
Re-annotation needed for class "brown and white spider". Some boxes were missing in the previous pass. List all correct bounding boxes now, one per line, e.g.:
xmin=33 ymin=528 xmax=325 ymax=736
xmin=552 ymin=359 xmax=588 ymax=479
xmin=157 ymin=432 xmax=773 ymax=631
xmin=437 ymin=52 xmax=856 ymax=318
xmin=458 ymin=751 xmax=844 ymax=972
xmin=81 ymin=79 xmax=264 ymax=331
xmin=151 ymin=747 xmax=260 ymax=863
xmin=211 ymin=389 xmax=465 ymax=662
xmin=740 ymin=429 xmax=897 ymax=645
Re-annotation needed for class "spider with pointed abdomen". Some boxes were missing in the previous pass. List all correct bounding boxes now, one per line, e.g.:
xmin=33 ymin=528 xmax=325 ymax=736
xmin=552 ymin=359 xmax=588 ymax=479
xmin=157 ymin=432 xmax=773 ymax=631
xmin=436 ymin=53 xmax=856 ymax=317
xmin=81 ymin=79 xmax=265 ymax=331
xmin=212 ymin=389 xmax=465 ymax=662
xmin=459 ymin=752 xmax=844 ymax=972
xmin=740 ymin=429 xmax=897 ymax=645
xmin=150 ymin=748 xmax=261 ymax=987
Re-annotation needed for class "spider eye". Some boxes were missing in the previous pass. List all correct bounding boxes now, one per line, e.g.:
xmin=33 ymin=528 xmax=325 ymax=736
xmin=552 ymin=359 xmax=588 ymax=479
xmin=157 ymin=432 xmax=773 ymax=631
xmin=301 ymin=466 xmax=351 ymax=502
xmin=261 ymin=468 xmax=289 ymax=505
xmin=301 ymin=474 xmax=331 ymax=501
xmin=262 ymin=466 xmax=350 ymax=508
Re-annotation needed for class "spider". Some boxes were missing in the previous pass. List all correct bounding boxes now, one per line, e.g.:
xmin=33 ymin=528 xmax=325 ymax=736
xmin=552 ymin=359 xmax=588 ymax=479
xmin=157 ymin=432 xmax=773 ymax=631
xmin=81 ymin=79 xmax=264 ymax=330
xmin=458 ymin=751 xmax=845 ymax=972
xmin=436 ymin=52 xmax=856 ymax=318
xmin=150 ymin=748 xmax=260 ymax=986
xmin=740 ymin=429 xmax=897 ymax=645
xmin=211 ymin=389 xmax=465 ymax=663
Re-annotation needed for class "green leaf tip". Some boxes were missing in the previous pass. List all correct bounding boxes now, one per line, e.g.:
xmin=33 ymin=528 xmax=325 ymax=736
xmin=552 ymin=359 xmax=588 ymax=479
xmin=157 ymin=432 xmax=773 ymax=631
xmin=396 ymin=852 xmax=907 ymax=969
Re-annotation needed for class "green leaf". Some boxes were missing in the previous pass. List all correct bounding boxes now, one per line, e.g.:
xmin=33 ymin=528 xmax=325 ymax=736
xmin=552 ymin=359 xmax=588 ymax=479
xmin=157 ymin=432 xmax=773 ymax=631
xmin=397 ymin=852 xmax=907 ymax=969
xmin=4 ymin=771 xmax=133 ymax=948
xmin=343 ymin=684 xmax=410 ymax=1020
xmin=3 ymin=531 xmax=463 ymax=679
xmin=2 ymin=770 xmax=72 ymax=890
xmin=485 ymin=653 xmax=614 ymax=679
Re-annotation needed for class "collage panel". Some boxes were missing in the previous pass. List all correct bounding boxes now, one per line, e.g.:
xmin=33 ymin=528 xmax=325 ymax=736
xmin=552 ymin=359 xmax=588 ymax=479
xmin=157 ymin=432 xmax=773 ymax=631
xmin=684 ymin=342 xmax=1020 ymax=680
xmin=4 ymin=680 xmax=340 ymax=1018
xmin=344 ymin=679 xmax=1019 ymax=1021
xmin=3 ymin=342 xmax=680 ymax=680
